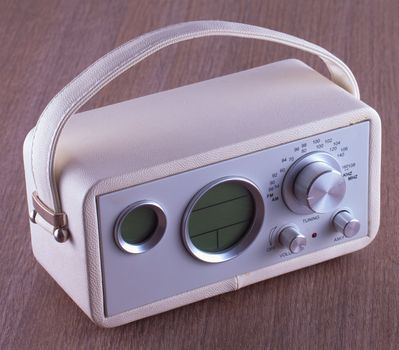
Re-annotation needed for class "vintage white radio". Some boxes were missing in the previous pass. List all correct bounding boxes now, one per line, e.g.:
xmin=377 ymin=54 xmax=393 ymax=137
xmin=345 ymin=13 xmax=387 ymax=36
xmin=23 ymin=21 xmax=381 ymax=327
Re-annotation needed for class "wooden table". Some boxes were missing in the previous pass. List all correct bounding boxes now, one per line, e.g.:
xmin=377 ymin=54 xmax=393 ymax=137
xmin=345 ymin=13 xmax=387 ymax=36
xmin=1 ymin=1 xmax=398 ymax=349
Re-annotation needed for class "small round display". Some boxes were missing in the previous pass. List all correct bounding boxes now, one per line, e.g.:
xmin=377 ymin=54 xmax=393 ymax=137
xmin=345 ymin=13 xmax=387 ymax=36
xmin=120 ymin=206 xmax=158 ymax=245
xmin=182 ymin=177 xmax=264 ymax=263
xmin=115 ymin=201 xmax=166 ymax=254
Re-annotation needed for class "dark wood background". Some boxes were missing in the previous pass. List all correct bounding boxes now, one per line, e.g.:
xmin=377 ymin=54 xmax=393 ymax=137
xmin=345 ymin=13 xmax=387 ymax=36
xmin=1 ymin=1 xmax=398 ymax=349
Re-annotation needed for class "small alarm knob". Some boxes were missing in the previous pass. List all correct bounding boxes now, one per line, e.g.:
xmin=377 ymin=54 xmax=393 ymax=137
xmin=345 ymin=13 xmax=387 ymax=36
xmin=333 ymin=211 xmax=360 ymax=238
xmin=279 ymin=226 xmax=306 ymax=254
xmin=282 ymin=152 xmax=346 ymax=214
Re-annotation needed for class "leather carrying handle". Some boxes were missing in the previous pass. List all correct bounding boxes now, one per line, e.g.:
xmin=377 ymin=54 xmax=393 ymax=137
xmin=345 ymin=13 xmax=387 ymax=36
xmin=30 ymin=20 xmax=360 ymax=218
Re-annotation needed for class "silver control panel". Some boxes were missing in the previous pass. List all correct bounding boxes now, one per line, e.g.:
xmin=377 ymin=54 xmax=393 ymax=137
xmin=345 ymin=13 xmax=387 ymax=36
xmin=97 ymin=122 xmax=369 ymax=316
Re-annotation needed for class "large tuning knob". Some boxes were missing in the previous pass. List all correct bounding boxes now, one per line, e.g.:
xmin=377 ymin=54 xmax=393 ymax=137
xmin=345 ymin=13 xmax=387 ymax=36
xmin=282 ymin=152 xmax=346 ymax=214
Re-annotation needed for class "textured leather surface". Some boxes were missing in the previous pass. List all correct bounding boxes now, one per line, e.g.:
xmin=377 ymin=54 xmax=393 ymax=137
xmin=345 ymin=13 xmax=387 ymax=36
xmin=29 ymin=20 xmax=360 ymax=216
xmin=54 ymin=60 xmax=363 ymax=193
xmin=23 ymin=131 xmax=91 ymax=317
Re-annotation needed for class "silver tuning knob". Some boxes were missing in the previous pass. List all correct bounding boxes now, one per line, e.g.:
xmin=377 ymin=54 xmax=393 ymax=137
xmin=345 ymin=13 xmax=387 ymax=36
xmin=282 ymin=152 xmax=346 ymax=214
xmin=333 ymin=211 xmax=360 ymax=238
xmin=279 ymin=226 xmax=306 ymax=254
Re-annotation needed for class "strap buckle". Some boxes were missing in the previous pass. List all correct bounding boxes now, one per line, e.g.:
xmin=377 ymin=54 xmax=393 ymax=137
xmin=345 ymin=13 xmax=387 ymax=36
xmin=29 ymin=192 xmax=70 ymax=243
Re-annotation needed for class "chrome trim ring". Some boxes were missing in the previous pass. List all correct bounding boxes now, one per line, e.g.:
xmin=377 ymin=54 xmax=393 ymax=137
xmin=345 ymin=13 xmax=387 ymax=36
xmin=182 ymin=177 xmax=265 ymax=263
xmin=114 ymin=201 xmax=167 ymax=254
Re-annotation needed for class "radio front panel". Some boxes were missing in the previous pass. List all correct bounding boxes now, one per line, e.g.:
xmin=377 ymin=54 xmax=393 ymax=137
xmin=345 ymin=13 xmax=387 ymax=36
xmin=97 ymin=121 xmax=369 ymax=317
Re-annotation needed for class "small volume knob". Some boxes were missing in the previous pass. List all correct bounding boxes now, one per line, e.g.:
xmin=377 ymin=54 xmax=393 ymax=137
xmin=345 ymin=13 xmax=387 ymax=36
xmin=333 ymin=211 xmax=360 ymax=238
xmin=279 ymin=226 xmax=306 ymax=254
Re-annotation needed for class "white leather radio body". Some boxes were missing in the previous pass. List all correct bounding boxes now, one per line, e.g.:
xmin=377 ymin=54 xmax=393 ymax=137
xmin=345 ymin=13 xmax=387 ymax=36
xmin=23 ymin=21 xmax=381 ymax=327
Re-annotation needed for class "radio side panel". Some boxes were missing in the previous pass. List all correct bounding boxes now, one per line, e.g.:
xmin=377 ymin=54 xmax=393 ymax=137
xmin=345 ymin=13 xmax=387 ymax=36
xmin=23 ymin=130 xmax=92 ymax=320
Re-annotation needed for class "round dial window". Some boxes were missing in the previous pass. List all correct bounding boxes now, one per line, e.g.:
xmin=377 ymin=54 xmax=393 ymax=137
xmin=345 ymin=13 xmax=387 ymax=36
xmin=182 ymin=177 xmax=264 ymax=263
xmin=188 ymin=181 xmax=255 ymax=252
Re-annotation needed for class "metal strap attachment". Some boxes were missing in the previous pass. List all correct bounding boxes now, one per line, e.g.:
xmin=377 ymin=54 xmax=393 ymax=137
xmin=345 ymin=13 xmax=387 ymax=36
xmin=30 ymin=192 xmax=69 ymax=243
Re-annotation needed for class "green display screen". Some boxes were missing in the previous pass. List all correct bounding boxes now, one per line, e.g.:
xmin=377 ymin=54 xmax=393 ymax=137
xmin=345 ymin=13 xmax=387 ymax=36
xmin=120 ymin=206 xmax=158 ymax=245
xmin=188 ymin=182 xmax=254 ymax=252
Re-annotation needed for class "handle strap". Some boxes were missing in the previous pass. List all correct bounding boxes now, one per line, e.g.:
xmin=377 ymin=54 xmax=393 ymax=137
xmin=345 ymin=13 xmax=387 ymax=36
xmin=29 ymin=20 xmax=359 ymax=239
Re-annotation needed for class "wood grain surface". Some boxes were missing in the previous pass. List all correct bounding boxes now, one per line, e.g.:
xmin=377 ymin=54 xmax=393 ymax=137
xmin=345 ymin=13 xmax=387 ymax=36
xmin=1 ymin=1 xmax=398 ymax=349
